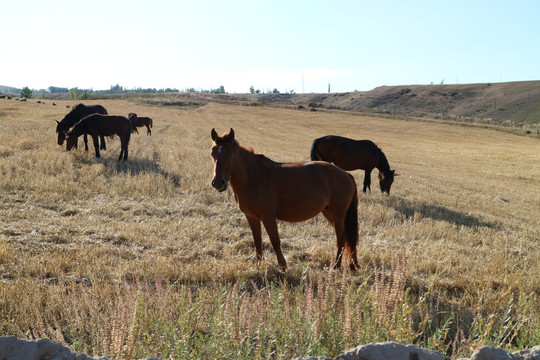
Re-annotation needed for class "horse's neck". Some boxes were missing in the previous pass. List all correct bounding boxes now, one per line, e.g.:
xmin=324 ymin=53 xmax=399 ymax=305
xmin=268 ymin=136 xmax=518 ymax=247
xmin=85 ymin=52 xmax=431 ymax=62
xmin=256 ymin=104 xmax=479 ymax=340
xmin=230 ymin=147 xmax=266 ymax=191
xmin=73 ymin=121 xmax=88 ymax=137
xmin=59 ymin=116 xmax=77 ymax=130
xmin=376 ymin=150 xmax=391 ymax=174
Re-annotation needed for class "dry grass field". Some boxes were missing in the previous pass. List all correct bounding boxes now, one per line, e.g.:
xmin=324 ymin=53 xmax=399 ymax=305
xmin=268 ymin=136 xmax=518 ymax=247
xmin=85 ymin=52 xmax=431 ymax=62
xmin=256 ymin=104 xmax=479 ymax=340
xmin=0 ymin=97 xmax=538 ymax=359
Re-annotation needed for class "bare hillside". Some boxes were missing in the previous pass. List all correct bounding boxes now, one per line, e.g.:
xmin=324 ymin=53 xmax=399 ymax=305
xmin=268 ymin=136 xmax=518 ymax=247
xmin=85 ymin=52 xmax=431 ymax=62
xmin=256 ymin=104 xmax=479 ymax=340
xmin=245 ymin=81 xmax=540 ymax=131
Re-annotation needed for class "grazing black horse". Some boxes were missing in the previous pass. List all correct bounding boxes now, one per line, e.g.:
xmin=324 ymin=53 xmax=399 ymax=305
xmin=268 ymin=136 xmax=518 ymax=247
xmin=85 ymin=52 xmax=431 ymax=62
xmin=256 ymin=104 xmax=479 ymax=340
xmin=66 ymin=114 xmax=131 ymax=161
xmin=310 ymin=135 xmax=396 ymax=194
xmin=56 ymin=104 xmax=108 ymax=151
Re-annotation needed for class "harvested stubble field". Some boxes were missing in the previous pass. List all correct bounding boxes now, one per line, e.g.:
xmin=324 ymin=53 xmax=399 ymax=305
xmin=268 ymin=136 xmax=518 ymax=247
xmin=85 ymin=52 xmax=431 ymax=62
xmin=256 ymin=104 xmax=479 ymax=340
xmin=0 ymin=98 xmax=539 ymax=359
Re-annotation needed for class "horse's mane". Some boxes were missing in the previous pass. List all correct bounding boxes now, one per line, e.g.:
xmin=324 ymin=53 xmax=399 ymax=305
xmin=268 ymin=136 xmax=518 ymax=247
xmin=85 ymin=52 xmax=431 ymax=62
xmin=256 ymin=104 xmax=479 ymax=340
xmin=241 ymin=143 xmax=255 ymax=154
xmin=238 ymin=142 xmax=275 ymax=164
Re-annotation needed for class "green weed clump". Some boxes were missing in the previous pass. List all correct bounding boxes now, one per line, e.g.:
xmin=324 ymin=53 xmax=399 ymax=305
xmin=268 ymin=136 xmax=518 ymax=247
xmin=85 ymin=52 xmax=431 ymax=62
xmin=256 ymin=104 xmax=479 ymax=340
xmin=0 ymin=268 xmax=537 ymax=359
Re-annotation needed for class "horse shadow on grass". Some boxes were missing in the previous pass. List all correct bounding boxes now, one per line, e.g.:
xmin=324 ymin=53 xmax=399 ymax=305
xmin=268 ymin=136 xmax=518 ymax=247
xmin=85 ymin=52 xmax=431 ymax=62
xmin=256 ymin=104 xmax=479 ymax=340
xmin=386 ymin=196 xmax=498 ymax=229
xmin=80 ymin=156 xmax=181 ymax=187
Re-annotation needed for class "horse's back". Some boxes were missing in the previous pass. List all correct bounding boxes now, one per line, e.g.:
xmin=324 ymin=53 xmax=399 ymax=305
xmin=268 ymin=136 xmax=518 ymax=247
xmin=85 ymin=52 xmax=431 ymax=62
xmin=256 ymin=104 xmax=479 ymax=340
xmin=81 ymin=114 xmax=131 ymax=136
xmin=270 ymin=161 xmax=356 ymax=221
xmin=59 ymin=103 xmax=108 ymax=129
xmin=95 ymin=104 xmax=108 ymax=114
xmin=313 ymin=135 xmax=379 ymax=171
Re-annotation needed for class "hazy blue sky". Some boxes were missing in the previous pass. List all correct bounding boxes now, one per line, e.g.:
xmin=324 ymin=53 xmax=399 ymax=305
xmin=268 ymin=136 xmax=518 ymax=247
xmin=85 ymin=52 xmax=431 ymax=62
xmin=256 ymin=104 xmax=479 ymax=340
xmin=2 ymin=0 xmax=539 ymax=93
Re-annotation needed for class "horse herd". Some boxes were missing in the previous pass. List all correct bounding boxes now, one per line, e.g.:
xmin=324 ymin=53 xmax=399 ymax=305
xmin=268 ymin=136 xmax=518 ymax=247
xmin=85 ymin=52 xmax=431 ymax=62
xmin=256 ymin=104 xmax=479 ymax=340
xmin=56 ymin=103 xmax=396 ymax=271
xmin=55 ymin=103 xmax=153 ymax=161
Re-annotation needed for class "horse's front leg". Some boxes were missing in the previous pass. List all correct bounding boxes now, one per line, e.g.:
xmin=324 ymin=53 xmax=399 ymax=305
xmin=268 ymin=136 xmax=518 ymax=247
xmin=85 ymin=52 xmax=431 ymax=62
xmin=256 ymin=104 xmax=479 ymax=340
xmin=83 ymin=134 xmax=89 ymax=151
xmin=92 ymin=135 xmax=100 ymax=158
xmin=363 ymin=169 xmax=372 ymax=192
xmin=261 ymin=216 xmax=287 ymax=271
xmin=246 ymin=215 xmax=263 ymax=265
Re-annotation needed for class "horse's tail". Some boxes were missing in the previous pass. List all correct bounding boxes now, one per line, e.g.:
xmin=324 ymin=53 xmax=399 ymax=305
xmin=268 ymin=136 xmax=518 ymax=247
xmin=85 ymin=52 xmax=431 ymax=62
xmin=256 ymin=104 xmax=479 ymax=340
xmin=150 ymin=118 xmax=153 ymax=128
xmin=310 ymin=137 xmax=322 ymax=161
xmin=344 ymin=177 xmax=359 ymax=270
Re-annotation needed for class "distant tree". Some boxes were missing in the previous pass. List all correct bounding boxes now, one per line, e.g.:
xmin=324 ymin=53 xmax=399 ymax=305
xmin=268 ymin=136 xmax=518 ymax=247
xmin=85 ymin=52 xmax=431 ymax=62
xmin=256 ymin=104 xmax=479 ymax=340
xmin=20 ymin=87 xmax=32 ymax=99
xmin=108 ymin=84 xmax=124 ymax=94
xmin=70 ymin=88 xmax=81 ymax=100
xmin=210 ymin=85 xmax=226 ymax=94
xmin=272 ymin=88 xmax=279 ymax=94
xmin=249 ymin=86 xmax=255 ymax=94
xmin=48 ymin=86 xmax=69 ymax=93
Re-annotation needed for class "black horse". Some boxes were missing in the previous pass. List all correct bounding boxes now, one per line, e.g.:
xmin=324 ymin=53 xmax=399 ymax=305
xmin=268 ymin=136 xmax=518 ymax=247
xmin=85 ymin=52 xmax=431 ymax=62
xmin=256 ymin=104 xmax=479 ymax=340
xmin=66 ymin=114 xmax=131 ymax=161
xmin=56 ymin=104 xmax=108 ymax=151
xmin=310 ymin=135 xmax=396 ymax=194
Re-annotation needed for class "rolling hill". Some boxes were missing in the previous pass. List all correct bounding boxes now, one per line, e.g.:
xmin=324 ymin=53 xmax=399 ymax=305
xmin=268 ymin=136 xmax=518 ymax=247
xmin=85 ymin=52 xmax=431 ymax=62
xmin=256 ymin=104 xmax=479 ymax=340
xmin=256 ymin=81 xmax=540 ymax=130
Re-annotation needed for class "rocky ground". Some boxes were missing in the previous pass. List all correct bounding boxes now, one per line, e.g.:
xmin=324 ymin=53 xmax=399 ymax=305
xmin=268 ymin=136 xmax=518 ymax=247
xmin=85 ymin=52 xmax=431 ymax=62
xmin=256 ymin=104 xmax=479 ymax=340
xmin=1 ymin=337 xmax=538 ymax=360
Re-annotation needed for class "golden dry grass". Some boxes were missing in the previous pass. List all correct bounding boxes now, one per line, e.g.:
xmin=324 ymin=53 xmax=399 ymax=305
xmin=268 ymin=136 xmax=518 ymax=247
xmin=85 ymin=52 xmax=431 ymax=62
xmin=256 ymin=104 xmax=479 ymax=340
xmin=0 ymin=97 xmax=538 ymax=357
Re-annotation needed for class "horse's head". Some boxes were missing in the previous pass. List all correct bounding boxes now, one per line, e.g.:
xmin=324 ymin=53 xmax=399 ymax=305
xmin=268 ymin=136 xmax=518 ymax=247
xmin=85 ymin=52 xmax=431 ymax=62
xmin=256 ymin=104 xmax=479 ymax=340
xmin=56 ymin=105 xmax=83 ymax=145
xmin=55 ymin=120 xmax=68 ymax=145
xmin=210 ymin=128 xmax=237 ymax=192
xmin=65 ymin=130 xmax=77 ymax=151
xmin=378 ymin=170 xmax=395 ymax=194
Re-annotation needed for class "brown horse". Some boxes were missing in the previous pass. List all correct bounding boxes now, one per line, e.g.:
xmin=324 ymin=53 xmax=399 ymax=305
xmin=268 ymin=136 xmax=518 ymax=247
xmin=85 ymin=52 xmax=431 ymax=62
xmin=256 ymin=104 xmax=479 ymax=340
xmin=128 ymin=113 xmax=153 ymax=135
xmin=310 ymin=135 xmax=396 ymax=194
xmin=56 ymin=103 xmax=108 ymax=151
xmin=211 ymin=128 xmax=359 ymax=271
xmin=66 ymin=114 xmax=131 ymax=161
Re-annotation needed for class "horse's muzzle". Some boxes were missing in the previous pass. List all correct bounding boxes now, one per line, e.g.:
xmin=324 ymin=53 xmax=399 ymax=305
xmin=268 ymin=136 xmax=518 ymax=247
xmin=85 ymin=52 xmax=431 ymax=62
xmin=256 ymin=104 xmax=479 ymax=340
xmin=211 ymin=178 xmax=228 ymax=192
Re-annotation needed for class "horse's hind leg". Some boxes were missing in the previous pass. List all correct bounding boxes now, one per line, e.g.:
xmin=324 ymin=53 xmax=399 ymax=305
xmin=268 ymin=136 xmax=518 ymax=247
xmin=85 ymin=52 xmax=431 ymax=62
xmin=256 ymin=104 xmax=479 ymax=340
xmin=83 ymin=134 xmax=89 ymax=151
xmin=363 ymin=169 xmax=372 ymax=192
xmin=122 ymin=132 xmax=130 ymax=160
xmin=323 ymin=208 xmax=346 ymax=269
xmin=146 ymin=125 xmax=151 ymax=136
xmin=100 ymin=135 xmax=106 ymax=150
xmin=118 ymin=135 xmax=128 ymax=161
xmin=261 ymin=216 xmax=287 ymax=270
xmin=91 ymin=135 xmax=100 ymax=158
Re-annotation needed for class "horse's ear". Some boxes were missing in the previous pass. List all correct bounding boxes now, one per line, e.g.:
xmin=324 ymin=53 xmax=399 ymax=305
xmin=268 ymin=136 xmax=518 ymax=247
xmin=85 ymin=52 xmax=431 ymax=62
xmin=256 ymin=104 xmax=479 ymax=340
xmin=228 ymin=128 xmax=235 ymax=140
xmin=211 ymin=128 xmax=218 ymax=141
xmin=56 ymin=120 xmax=59 ymax=125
